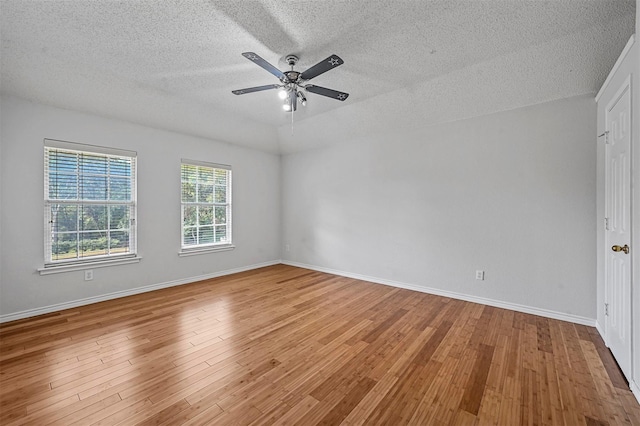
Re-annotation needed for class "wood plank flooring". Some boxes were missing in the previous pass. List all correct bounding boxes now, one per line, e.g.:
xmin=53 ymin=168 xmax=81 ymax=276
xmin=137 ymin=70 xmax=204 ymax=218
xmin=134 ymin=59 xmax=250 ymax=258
xmin=1 ymin=264 xmax=639 ymax=425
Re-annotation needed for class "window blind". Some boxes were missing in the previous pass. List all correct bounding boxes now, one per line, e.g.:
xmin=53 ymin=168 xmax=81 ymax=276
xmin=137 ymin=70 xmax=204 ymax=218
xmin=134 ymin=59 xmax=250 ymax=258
xmin=180 ymin=160 xmax=232 ymax=249
xmin=44 ymin=140 xmax=137 ymax=265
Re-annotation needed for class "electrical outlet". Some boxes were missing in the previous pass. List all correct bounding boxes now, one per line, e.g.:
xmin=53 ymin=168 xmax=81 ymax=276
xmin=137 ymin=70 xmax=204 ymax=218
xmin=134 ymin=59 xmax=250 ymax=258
xmin=475 ymin=270 xmax=484 ymax=280
xmin=84 ymin=270 xmax=93 ymax=281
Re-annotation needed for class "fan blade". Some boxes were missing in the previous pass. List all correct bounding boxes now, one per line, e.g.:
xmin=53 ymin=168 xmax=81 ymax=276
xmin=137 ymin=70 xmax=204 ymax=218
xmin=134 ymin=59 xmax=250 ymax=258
xmin=232 ymin=84 xmax=280 ymax=95
xmin=305 ymin=85 xmax=349 ymax=101
xmin=300 ymin=55 xmax=344 ymax=80
xmin=241 ymin=52 xmax=286 ymax=81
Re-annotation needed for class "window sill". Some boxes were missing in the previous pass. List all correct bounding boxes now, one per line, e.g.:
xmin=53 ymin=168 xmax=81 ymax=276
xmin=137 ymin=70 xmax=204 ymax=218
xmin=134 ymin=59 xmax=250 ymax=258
xmin=38 ymin=256 xmax=142 ymax=275
xmin=179 ymin=245 xmax=235 ymax=257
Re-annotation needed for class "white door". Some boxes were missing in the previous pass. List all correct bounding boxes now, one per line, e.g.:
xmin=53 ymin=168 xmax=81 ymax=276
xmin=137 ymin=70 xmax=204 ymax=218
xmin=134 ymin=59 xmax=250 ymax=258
xmin=604 ymin=76 xmax=632 ymax=380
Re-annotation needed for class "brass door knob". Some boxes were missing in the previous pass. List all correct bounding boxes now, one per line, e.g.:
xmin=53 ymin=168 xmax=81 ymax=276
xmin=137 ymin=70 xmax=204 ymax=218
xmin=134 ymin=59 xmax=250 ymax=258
xmin=612 ymin=244 xmax=630 ymax=254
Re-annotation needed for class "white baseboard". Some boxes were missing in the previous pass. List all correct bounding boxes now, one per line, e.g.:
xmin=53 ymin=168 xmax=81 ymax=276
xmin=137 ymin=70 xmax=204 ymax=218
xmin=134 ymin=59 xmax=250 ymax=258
xmin=595 ymin=320 xmax=607 ymax=344
xmin=631 ymin=380 xmax=640 ymax=405
xmin=282 ymin=260 xmax=596 ymax=327
xmin=0 ymin=259 xmax=599 ymax=328
xmin=0 ymin=260 xmax=281 ymax=323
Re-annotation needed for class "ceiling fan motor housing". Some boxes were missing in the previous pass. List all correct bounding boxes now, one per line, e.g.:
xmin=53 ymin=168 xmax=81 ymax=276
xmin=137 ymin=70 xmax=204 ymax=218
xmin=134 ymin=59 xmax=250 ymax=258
xmin=284 ymin=71 xmax=301 ymax=84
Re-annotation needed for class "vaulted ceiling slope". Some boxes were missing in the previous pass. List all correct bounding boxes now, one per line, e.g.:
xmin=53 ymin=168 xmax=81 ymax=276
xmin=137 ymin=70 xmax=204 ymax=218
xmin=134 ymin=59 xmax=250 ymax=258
xmin=0 ymin=0 xmax=635 ymax=154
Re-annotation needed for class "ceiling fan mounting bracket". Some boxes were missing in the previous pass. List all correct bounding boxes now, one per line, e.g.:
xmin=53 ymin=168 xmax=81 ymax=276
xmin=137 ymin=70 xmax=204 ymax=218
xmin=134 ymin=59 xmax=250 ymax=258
xmin=285 ymin=55 xmax=299 ymax=67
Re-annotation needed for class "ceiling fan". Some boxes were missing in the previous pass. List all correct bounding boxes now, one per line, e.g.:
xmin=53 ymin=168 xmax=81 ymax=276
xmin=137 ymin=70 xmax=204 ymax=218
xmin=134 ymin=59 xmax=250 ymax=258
xmin=232 ymin=52 xmax=349 ymax=112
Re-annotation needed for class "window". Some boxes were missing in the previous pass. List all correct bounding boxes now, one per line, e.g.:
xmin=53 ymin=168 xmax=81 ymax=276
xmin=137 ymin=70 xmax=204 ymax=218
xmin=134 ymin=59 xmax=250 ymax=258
xmin=180 ymin=160 xmax=232 ymax=253
xmin=44 ymin=140 xmax=137 ymax=266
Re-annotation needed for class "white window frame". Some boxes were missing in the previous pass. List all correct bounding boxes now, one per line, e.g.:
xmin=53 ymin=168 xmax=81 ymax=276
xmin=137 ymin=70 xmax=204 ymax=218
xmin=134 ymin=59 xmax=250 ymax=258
xmin=40 ymin=139 xmax=140 ymax=274
xmin=179 ymin=159 xmax=233 ymax=256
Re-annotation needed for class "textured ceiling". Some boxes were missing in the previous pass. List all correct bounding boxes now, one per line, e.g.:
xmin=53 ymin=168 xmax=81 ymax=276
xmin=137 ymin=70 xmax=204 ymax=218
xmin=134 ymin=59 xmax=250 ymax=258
xmin=0 ymin=0 xmax=635 ymax=154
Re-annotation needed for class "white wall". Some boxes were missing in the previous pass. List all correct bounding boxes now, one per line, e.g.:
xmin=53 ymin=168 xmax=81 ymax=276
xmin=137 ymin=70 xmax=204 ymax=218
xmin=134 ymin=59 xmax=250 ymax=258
xmin=0 ymin=95 xmax=281 ymax=319
xmin=0 ymin=99 xmax=3 ymax=305
xmin=282 ymin=94 xmax=597 ymax=321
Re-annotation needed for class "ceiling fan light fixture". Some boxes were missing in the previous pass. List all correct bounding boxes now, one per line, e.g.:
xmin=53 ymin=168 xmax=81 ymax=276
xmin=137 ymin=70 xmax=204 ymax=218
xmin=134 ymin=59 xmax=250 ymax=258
xmin=297 ymin=90 xmax=307 ymax=106
xmin=278 ymin=89 xmax=287 ymax=99
xmin=282 ymin=103 xmax=291 ymax=111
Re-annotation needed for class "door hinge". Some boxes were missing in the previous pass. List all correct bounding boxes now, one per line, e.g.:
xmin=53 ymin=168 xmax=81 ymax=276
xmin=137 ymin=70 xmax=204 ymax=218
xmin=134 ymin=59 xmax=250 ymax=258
xmin=604 ymin=217 xmax=610 ymax=231
xmin=599 ymin=130 xmax=610 ymax=144
xmin=605 ymin=303 xmax=609 ymax=316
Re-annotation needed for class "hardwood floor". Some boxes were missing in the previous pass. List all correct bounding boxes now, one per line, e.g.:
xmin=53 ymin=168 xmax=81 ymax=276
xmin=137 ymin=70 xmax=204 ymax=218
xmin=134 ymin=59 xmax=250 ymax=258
xmin=1 ymin=264 xmax=639 ymax=425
